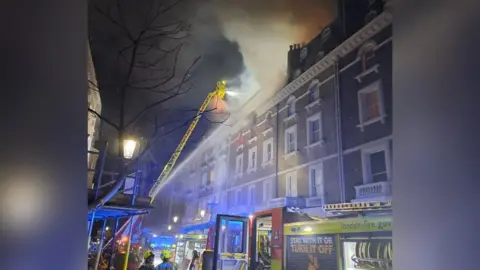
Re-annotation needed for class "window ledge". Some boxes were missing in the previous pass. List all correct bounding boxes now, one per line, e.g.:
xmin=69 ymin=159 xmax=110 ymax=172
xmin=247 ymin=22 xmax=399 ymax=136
xmin=305 ymin=140 xmax=325 ymax=150
xmin=283 ymin=113 xmax=297 ymax=123
xmin=236 ymin=144 xmax=244 ymax=152
xmin=248 ymin=137 xmax=257 ymax=144
xmin=355 ymin=63 xmax=380 ymax=83
xmin=357 ymin=114 xmax=387 ymax=131
xmin=262 ymin=127 xmax=273 ymax=136
xmin=261 ymin=159 xmax=275 ymax=168
xmin=305 ymin=99 xmax=321 ymax=111
xmin=247 ymin=167 xmax=257 ymax=174
xmin=284 ymin=151 xmax=299 ymax=160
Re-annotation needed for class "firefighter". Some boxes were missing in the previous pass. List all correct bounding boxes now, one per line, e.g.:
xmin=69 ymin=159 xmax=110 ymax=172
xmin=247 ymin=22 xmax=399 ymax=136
xmin=156 ymin=249 xmax=176 ymax=270
xmin=139 ymin=250 xmax=155 ymax=270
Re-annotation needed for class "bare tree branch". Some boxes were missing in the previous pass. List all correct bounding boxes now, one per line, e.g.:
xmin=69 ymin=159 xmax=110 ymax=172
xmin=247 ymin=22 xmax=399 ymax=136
xmin=124 ymin=55 xmax=201 ymax=128
xmin=95 ymin=4 xmax=134 ymax=42
xmin=88 ymin=108 xmax=120 ymax=130
xmin=89 ymin=80 xmax=100 ymax=92
xmin=128 ymin=44 xmax=184 ymax=90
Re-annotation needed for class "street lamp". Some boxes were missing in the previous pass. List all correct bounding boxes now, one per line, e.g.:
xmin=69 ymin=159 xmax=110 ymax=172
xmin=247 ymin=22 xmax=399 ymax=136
xmin=200 ymin=210 xmax=206 ymax=218
xmin=123 ymin=139 xmax=137 ymax=159
xmin=173 ymin=216 xmax=178 ymax=223
xmin=168 ymin=225 xmax=172 ymax=231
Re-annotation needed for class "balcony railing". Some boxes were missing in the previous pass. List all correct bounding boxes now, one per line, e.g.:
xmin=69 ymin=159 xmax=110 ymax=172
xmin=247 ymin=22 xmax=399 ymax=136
xmin=267 ymin=197 xmax=306 ymax=209
xmin=353 ymin=181 xmax=392 ymax=202
xmin=305 ymin=196 xmax=324 ymax=208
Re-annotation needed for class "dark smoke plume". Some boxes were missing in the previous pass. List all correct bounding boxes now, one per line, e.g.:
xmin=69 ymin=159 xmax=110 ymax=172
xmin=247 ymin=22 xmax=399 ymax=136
xmin=188 ymin=0 xmax=335 ymax=113
xmin=159 ymin=0 xmax=335 ymax=193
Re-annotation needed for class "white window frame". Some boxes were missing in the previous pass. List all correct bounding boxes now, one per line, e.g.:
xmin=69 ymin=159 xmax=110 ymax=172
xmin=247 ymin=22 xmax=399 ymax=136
xmin=285 ymin=171 xmax=298 ymax=197
xmin=357 ymin=80 xmax=386 ymax=131
xmin=309 ymin=163 xmax=325 ymax=200
xmin=263 ymin=179 xmax=273 ymax=203
xmin=361 ymin=141 xmax=392 ymax=184
xmin=235 ymin=153 xmax=244 ymax=177
xmin=248 ymin=185 xmax=256 ymax=206
xmin=306 ymin=112 xmax=322 ymax=147
xmin=262 ymin=137 xmax=274 ymax=166
xmin=284 ymin=125 xmax=298 ymax=155
xmin=307 ymin=79 xmax=320 ymax=103
xmin=247 ymin=146 xmax=258 ymax=173
xmin=286 ymin=96 xmax=296 ymax=117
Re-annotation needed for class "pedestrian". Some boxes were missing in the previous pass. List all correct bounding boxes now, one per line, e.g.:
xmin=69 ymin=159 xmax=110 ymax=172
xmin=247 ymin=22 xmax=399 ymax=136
xmin=188 ymin=250 xmax=199 ymax=270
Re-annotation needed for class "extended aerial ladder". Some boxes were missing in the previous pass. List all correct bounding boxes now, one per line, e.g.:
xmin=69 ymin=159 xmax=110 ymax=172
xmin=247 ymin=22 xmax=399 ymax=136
xmin=148 ymin=80 xmax=227 ymax=200
xmin=102 ymin=80 xmax=227 ymax=256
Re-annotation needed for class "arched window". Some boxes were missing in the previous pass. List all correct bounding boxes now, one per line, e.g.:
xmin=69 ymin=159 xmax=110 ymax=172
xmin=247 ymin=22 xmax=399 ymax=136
xmin=286 ymin=96 xmax=296 ymax=117
xmin=357 ymin=40 xmax=378 ymax=72
xmin=308 ymin=79 xmax=320 ymax=103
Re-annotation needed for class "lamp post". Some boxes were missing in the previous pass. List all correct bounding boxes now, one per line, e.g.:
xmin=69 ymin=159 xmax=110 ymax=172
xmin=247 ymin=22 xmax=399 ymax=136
xmin=122 ymin=137 xmax=139 ymax=270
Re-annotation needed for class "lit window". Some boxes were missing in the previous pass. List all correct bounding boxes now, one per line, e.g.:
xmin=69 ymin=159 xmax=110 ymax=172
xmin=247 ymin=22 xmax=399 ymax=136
xmin=284 ymin=125 xmax=297 ymax=154
xmin=285 ymin=171 xmax=298 ymax=197
xmin=358 ymin=80 xmax=385 ymax=129
xmin=306 ymin=113 xmax=321 ymax=145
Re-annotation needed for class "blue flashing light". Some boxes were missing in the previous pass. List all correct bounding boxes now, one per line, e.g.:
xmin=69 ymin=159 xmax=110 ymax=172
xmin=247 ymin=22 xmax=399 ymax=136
xmin=150 ymin=235 xmax=175 ymax=248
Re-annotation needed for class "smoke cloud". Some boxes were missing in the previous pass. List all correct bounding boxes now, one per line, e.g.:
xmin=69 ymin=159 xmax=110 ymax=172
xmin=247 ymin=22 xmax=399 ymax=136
xmin=192 ymin=0 xmax=335 ymax=114
xmin=158 ymin=0 xmax=336 ymax=194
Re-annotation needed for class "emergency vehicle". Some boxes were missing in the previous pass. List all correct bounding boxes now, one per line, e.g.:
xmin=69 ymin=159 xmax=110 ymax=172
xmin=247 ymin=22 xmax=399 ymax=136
xmin=204 ymin=201 xmax=392 ymax=270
